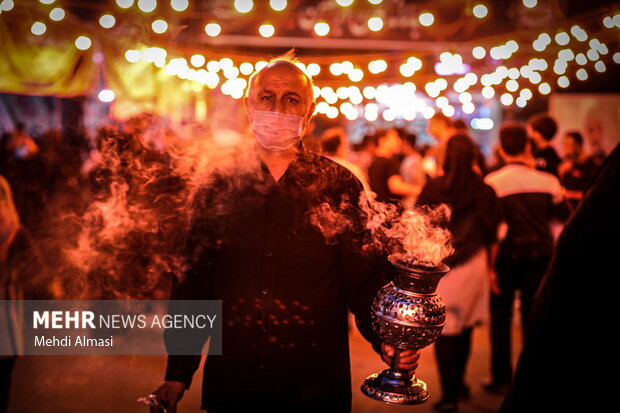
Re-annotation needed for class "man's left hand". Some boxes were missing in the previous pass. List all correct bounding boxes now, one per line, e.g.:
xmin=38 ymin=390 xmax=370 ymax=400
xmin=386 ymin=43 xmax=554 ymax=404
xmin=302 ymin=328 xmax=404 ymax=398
xmin=381 ymin=343 xmax=420 ymax=371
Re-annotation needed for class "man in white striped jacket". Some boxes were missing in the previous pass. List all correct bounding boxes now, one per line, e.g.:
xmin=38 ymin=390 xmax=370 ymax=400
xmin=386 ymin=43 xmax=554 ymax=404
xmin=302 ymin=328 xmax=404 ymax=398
xmin=482 ymin=122 xmax=570 ymax=394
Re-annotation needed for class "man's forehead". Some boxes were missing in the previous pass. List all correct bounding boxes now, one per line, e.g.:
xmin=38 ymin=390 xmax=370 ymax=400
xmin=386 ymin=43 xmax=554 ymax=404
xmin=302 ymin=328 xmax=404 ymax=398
xmin=253 ymin=61 xmax=309 ymax=91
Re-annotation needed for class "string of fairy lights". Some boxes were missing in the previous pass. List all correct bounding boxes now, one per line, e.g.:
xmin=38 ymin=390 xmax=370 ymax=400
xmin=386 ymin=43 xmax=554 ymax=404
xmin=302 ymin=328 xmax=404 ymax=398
xmin=2 ymin=0 xmax=619 ymax=125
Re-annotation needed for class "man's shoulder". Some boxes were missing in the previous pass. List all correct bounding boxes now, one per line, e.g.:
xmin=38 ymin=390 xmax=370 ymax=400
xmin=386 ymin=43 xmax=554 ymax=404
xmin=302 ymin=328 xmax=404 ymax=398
xmin=305 ymin=149 xmax=352 ymax=173
xmin=484 ymin=164 xmax=560 ymax=197
xmin=303 ymin=150 xmax=362 ymax=187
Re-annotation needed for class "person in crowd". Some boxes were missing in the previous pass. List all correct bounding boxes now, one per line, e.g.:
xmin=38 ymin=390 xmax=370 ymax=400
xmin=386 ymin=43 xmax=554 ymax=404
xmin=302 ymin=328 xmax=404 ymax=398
xmin=424 ymin=115 xmax=487 ymax=178
xmin=583 ymin=117 xmax=607 ymax=166
xmin=452 ymin=119 xmax=468 ymax=134
xmin=5 ymin=122 xmax=39 ymax=161
xmin=417 ymin=135 xmax=501 ymax=413
xmin=500 ymin=142 xmax=620 ymax=413
xmin=350 ymin=132 xmax=377 ymax=182
xmin=0 ymin=175 xmax=20 ymax=413
xmin=558 ymin=131 xmax=599 ymax=212
xmin=151 ymin=52 xmax=420 ymax=413
xmin=423 ymin=113 xmax=456 ymax=178
xmin=483 ymin=122 xmax=570 ymax=394
xmin=527 ymin=113 xmax=561 ymax=177
xmin=367 ymin=128 xmax=421 ymax=205
xmin=318 ymin=127 xmax=370 ymax=193
xmin=398 ymin=129 xmax=425 ymax=208
xmin=0 ymin=123 xmax=44 ymax=230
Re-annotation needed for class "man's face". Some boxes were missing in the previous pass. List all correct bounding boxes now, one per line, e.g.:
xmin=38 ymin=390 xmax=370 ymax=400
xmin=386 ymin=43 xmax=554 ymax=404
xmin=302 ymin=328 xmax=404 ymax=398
xmin=563 ymin=135 xmax=580 ymax=158
xmin=246 ymin=62 xmax=315 ymax=126
xmin=527 ymin=124 xmax=543 ymax=147
xmin=383 ymin=129 xmax=403 ymax=155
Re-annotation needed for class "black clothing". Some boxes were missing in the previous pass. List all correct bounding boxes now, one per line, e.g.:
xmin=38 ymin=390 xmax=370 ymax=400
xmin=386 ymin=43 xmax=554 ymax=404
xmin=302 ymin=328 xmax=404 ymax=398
xmin=561 ymin=157 xmax=598 ymax=192
xmin=560 ymin=156 xmax=599 ymax=210
xmin=434 ymin=328 xmax=472 ymax=404
xmin=489 ymin=255 xmax=550 ymax=384
xmin=533 ymin=146 xmax=561 ymax=177
xmin=417 ymin=172 xmax=499 ymax=268
xmin=0 ymin=357 xmax=15 ymax=413
xmin=164 ymin=149 xmax=392 ymax=412
xmin=501 ymin=143 xmax=620 ymax=413
xmin=367 ymin=156 xmax=401 ymax=203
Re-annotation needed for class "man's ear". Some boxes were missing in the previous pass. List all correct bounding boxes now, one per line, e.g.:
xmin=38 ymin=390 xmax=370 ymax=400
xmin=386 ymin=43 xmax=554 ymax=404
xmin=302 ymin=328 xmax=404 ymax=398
xmin=303 ymin=101 xmax=316 ymax=130
xmin=307 ymin=101 xmax=316 ymax=122
xmin=244 ymin=95 xmax=252 ymax=121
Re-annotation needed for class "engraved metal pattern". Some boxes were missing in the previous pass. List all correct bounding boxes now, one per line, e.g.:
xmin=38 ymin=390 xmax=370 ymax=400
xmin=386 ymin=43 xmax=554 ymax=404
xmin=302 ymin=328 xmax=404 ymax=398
xmin=361 ymin=259 xmax=449 ymax=405
xmin=370 ymin=282 xmax=446 ymax=350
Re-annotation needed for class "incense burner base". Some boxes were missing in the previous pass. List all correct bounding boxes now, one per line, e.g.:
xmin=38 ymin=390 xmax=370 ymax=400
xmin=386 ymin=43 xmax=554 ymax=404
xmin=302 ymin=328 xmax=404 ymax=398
xmin=361 ymin=369 xmax=429 ymax=404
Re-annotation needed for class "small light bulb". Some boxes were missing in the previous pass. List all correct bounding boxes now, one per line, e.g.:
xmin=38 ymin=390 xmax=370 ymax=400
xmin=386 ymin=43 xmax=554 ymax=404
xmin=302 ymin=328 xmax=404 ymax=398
xmin=31 ymin=21 xmax=47 ymax=35
xmin=75 ymin=36 xmax=92 ymax=50
xmin=137 ymin=0 xmax=156 ymax=13
xmin=314 ymin=22 xmax=330 ymax=36
xmin=419 ymin=12 xmax=434 ymax=27
xmin=472 ymin=4 xmax=488 ymax=18
xmin=259 ymin=24 xmax=275 ymax=38
xmin=472 ymin=46 xmax=486 ymax=59
xmin=171 ymin=0 xmax=189 ymax=12
xmin=152 ymin=19 xmax=168 ymax=34
xmin=368 ymin=17 xmax=383 ymax=31
xmin=49 ymin=7 xmax=65 ymax=21
xmin=234 ymin=0 xmax=253 ymax=13
xmin=269 ymin=0 xmax=287 ymax=11
xmin=99 ymin=14 xmax=116 ymax=28
xmin=205 ymin=23 xmax=221 ymax=37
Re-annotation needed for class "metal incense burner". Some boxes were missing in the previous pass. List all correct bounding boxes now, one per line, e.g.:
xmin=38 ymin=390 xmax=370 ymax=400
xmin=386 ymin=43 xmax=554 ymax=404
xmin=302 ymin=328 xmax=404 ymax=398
xmin=361 ymin=256 xmax=449 ymax=404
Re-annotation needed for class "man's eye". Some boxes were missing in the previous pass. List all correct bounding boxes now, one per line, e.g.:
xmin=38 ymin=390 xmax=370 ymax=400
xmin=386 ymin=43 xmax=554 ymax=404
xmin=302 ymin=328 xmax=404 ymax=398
xmin=260 ymin=96 xmax=272 ymax=101
xmin=287 ymin=97 xmax=299 ymax=103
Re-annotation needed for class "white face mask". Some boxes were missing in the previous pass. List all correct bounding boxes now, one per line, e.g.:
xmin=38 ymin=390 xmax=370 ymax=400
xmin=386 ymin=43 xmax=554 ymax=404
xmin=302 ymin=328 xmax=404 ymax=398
xmin=251 ymin=110 xmax=304 ymax=152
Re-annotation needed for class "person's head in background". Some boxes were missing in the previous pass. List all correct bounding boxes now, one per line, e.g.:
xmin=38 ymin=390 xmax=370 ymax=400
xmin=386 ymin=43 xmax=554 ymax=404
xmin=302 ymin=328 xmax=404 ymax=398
xmin=374 ymin=128 xmax=403 ymax=158
xmin=358 ymin=133 xmax=377 ymax=154
xmin=443 ymin=133 xmax=478 ymax=178
xmin=499 ymin=122 xmax=532 ymax=162
xmin=453 ymin=119 xmax=468 ymax=133
xmin=319 ymin=127 xmax=347 ymax=158
xmin=527 ymin=113 xmax=557 ymax=151
xmin=399 ymin=130 xmax=419 ymax=156
xmin=563 ymin=131 xmax=586 ymax=161
xmin=427 ymin=113 xmax=455 ymax=143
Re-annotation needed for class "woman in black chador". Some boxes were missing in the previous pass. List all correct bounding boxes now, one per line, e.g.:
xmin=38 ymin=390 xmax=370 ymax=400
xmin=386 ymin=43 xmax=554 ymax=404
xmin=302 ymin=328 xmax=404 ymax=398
xmin=417 ymin=134 xmax=501 ymax=413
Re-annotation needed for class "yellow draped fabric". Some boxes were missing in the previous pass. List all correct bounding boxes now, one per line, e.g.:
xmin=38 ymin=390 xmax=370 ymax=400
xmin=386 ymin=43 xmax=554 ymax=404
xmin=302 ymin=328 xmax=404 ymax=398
xmin=0 ymin=7 xmax=98 ymax=97
xmin=100 ymin=41 xmax=201 ymax=121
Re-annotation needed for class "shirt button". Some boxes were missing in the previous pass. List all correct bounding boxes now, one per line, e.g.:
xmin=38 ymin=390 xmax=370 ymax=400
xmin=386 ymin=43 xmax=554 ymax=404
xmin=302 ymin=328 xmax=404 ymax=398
xmin=269 ymin=222 xmax=275 ymax=227
xmin=261 ymin=289 xmax=269 ymax=295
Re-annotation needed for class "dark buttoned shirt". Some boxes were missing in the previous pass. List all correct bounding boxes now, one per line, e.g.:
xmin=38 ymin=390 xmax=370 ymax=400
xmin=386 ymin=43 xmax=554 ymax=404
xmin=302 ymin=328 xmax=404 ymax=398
xmin=164 ymin=148 xmax=393 ymax=412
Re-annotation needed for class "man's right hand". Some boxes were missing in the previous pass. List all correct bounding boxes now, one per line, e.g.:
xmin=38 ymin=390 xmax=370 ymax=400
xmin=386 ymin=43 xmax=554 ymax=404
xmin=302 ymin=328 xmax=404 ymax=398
xmin=150 ymin=381 xmax=185 ymax=413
